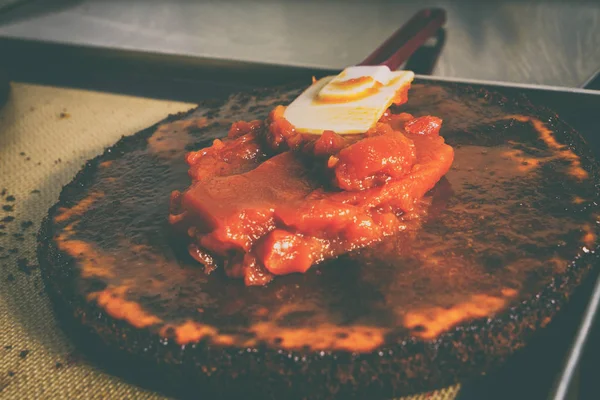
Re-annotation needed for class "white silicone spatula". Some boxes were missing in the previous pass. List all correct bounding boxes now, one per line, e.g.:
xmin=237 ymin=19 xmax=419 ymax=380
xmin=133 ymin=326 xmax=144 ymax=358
xmin=284 ymin=8 xmax=447 ymax=135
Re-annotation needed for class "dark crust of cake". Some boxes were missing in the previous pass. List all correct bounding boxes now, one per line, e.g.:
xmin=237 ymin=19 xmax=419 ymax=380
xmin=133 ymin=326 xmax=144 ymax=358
xmin=37 ymin=79 xmax=600 ymax=400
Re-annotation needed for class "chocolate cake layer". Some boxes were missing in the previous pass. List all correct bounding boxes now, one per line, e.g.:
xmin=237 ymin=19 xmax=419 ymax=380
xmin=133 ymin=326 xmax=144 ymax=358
xmin=37 ymin=81 xmax=600 ymax=399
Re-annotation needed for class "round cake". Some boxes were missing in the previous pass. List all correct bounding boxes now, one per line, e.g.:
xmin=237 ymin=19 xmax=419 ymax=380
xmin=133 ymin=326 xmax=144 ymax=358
xmin=37 ymin=80 xmax=600 ymax=399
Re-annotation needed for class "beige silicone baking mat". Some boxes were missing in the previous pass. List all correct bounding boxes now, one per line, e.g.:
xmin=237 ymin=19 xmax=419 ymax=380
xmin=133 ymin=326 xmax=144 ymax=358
xmin=0 ymin=82 xmax=460 ymax=399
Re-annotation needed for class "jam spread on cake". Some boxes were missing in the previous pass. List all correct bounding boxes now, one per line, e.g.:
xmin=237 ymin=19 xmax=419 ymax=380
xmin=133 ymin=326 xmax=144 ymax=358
xmin=169 ymin=95 xmax=454 ymax=285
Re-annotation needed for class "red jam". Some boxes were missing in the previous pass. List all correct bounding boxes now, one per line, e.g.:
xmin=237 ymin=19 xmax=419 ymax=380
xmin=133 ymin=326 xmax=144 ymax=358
xmin=169 ymin=105 xmax=454 ymax=286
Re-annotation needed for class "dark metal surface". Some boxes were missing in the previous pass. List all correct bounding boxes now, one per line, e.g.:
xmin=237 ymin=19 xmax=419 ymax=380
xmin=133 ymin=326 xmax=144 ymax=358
xmin=0 ymin=0 xmax=599 ymax=88
xmin=550 ymin=274 xmax=600 ymax=400
xmin=0 ymin=67 xmax=9 ymax=108
xmin=581 ymin=68 xmax=600 ymax=91
xmin=0 ymin=37 xmax=337 ymax=103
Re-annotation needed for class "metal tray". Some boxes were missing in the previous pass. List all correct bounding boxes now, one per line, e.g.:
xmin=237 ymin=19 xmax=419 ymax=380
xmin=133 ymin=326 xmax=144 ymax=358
xmin=1 ymin=38 xmax=599 ymax=400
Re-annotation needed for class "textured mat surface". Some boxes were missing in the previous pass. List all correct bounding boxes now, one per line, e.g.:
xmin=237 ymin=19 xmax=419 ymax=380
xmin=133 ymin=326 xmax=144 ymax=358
xmin=0 ymin=82 xmax=460 ymax=399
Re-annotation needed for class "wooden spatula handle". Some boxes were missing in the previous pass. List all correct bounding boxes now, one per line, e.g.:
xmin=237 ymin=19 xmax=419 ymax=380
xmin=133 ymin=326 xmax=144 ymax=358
xmin=359 ymin=8 xmax=447 ymax=70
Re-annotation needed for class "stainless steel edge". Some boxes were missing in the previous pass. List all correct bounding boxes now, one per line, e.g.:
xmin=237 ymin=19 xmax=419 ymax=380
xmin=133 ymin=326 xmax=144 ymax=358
xmin=579 ymin=67 xmax=600 ymax=90
xmin=549 ymin=273 xmax=600 ymax=400
xmin=414 ymin=74 xmax=600 ymax=95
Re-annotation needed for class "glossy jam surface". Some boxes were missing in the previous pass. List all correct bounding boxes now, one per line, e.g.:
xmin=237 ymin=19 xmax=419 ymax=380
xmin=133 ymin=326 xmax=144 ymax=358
xmin=48 ymin=83 xmax=599 ymax=352
xmin=169 ymin=105 xmax=454 ymax=286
